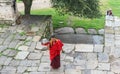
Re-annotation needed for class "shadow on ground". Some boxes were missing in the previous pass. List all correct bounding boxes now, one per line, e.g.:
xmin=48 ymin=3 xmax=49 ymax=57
xmin=56 ymin=34 xmax=103 ymax=44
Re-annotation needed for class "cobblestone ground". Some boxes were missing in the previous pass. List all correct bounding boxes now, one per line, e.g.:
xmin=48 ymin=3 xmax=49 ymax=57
xmin=0 ymin=25 xmax=105 ymax=74
xmin=0 ymin=16 xmax=120 ymax=74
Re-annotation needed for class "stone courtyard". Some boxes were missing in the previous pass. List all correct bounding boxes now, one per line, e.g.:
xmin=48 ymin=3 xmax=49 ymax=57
xmin=0 ymin=0 xmax=120 ymax=74
xmin=0 ymin=16 xmax=120 ymax=74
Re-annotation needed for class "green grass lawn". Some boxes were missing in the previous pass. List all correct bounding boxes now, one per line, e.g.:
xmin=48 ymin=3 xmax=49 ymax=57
xmin=108 ymin=0 xmax=120 ymax=17
xmin=21 ymin=0 xmax=120 ymax=30
xmin=17 ymin=0 xmax=22 ymax=3
xmin=31 ymin=8 xmax=104 ymax=31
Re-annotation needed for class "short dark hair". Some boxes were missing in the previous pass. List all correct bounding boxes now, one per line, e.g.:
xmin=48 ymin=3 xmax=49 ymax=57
xmin=49 ymin=34 xmax=56 ymax=40
xmin=51 ymin=34 xmax=55 ymax=38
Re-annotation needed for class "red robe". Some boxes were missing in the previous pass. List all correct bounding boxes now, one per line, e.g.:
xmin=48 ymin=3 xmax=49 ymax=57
xmin=49 ymin=39 xmax=63 ymax=61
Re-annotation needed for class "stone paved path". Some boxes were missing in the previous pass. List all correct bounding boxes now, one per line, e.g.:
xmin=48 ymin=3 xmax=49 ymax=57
xmin=0 ymin=25 xmax=105 ymax=74
xmin=0 ymin=16 xmax=120 ymax=74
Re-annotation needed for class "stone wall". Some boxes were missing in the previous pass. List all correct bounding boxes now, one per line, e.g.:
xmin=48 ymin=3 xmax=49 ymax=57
xmin=0 ymin=0 xmax=19 ymax=25
xmin=104 ymin=15 xmax=120 ymax=73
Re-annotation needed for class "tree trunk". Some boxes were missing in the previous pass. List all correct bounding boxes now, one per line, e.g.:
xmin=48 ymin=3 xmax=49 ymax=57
xmin=22 ymin=0 xmax=33 ymax=16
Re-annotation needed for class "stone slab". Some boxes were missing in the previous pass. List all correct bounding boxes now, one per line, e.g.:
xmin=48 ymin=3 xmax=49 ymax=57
xmin=98 ymin=53 xmax=109 ymax=62
xmin=9 ymin=60 xmax=20 ymax=67
xmin=19 ymin=60 xmax=40 ymax=67
xmin=17 ymin=66 xmax=27 ymax=73
xmin=4 ymin=57 xmax=12 ymax=65
xmin=28 ymin=52 xmax=42 ymax=60
xmin=87 ymin=53 xmax=97 ymax=60
xmin=97 ymin=63 xmax=110 ymax=70
xmin=62 ymin=43 xmax=75 ymax=53
xmin=91 ymin=70 xmax=107 ymax=74
xmin=64 ymin=56 xmax=74 ymax=62
xmin=65 ymin=69 xmax=81 ymax=74
xmin=38 ymin=63 xmax=51 ymax=72
xmin=27 ymin=67 xmax=38 ymax=72
xmin=75 ymin=44 xmax=93 ymax=52
xmin=41 ymin=56 xmax=50 ymax=63
xmin=1 ymin=66 xmax=16 ymax=74
xmin=0 ymin=56 xmax=8 ymax=65
xmin=86 ymin=60 xmax=98 ymax=69
xmin=15 ymin=51 xmax=29 ymax=59
xmin=74 ymin=60 xmax=86 ymax=69
xmin=18 ymin=46 xmax=29 ymax=51
xmin=94 ymin=44 xmax=103 ymax=52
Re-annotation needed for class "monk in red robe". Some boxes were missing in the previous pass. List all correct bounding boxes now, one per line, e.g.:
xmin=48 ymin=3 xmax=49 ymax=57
xmin=48 ymin=35 xmax=63 ymax=69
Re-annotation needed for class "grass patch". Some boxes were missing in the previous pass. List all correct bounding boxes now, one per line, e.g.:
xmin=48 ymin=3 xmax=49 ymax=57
xmin=0 ymin=24 xmax=9 ymax=28
xmin=17 ymin=0 xmax=22 ymax=3
xmin=0 ymin=52 xmax=3 ymax=57
xmin=31 ymin=8 xmax=104 ymax=30
xmin=108 ymin=0 xmax=120 ymax=16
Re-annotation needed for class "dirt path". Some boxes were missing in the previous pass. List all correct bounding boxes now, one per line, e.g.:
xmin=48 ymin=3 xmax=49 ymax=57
xmin=17 ymin=0 xmax=51 ymax=12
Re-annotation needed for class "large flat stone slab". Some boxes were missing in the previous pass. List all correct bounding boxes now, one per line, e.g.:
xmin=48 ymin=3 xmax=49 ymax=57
xmin=15 ymin=51 xmax=29 ymax=59
xmin=18 ymin=46 xmax=29 ymax=51
xmin=93 ymin=35 xmax=103 ymax=44
xmin=1 ymin=66 xmax=16 ymax=74
xmin=75 ymin=44 xmax=93 ymax=52
xmin=19 ymin=60 xmax=40 ymax=67
xmin=98 ymin=53 xmax=109 ymax=62
xmin=62 ymin=43 xmax=75 ymax=53
xmin=97 ymin=63 xmax=110 ymax=70
xmin=17 ymin=66 xmax=27 ymax=74
xmin=74 ymin=60 xmax=86 ymax=69
xmin=56 ymin=34 xmax=93 ymax=44
xmin=38 ymin=63 xmax=51 ymax=72
xmin=65 ymin=69 xmax=82 ymax=74
xmin=27 ymin=67 xmax=38 ymax=72
xmin=91 ymin=70 xmax=107 ymax=74
xmin=41 ymin=56 xmax=50 ymax=63
xmin=94 ymin=44 xmax=103 ymax=52
xmin=86 ymin=60 xmax=98 ymax=69
xmin=2 ymin=49 xmax=17 ymax=57
xmin=87 ymin=53 xmax=97 ymax=60
xmin=0 ymin=56 xmax=8 ymax=65
xmin=28 ymin=52 xmax=42 ymax=60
